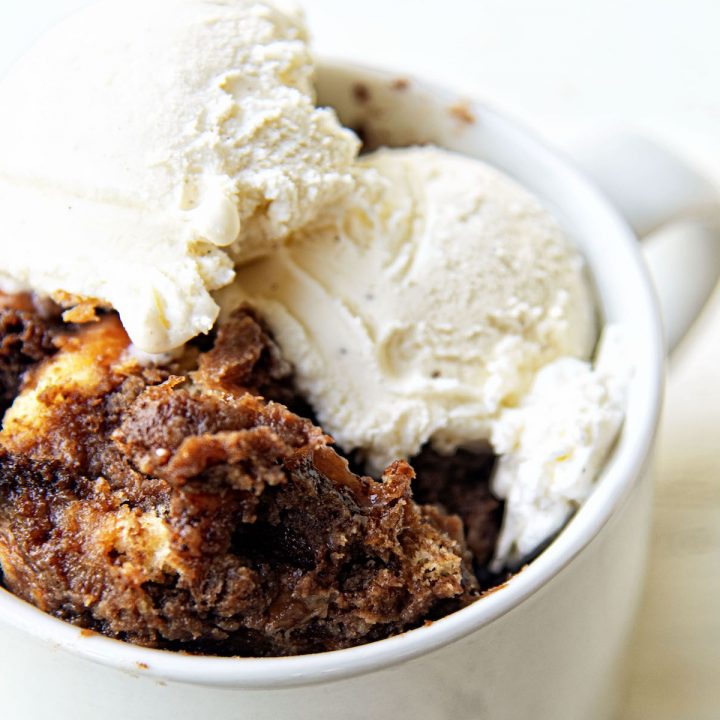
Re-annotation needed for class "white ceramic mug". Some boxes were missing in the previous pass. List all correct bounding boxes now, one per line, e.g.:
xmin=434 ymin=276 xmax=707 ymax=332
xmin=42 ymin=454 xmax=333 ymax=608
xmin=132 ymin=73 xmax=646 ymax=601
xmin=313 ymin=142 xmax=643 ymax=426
xmin=1 ymin=61 xmax=718 ymax=720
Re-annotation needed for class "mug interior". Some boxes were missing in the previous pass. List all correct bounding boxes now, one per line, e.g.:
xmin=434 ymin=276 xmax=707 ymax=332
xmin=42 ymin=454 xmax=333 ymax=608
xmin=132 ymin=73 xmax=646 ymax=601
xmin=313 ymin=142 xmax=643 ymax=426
xmin=0 ymin=60 xmax=665 ymax=689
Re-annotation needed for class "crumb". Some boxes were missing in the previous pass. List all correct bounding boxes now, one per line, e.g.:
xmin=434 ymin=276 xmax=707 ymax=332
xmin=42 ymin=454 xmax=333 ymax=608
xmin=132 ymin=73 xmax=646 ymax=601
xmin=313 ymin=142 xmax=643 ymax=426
xmin=62 ymin=302 xmax=100 ymax=324
xmin=448 ymin=101 xmax=476 ymax=125
xmin=352 ymin=82 xmax=371 ymax=104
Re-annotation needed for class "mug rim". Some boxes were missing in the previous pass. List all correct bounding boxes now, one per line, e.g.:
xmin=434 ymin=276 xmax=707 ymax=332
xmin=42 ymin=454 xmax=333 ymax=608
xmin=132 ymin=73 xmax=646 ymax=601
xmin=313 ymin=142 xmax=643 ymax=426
xmin=0 ymin=59 xmax=665 ymax=689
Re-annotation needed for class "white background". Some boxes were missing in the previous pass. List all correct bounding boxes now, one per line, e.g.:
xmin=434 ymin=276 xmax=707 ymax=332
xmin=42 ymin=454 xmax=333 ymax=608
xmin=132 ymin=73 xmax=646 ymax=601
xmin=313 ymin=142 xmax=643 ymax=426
xmin=1 ymin=2 xmax=719 ymax=718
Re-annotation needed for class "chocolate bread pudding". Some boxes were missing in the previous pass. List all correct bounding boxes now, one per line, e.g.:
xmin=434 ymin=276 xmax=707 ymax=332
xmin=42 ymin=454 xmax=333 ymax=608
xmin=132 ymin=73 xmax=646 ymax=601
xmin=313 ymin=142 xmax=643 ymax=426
xmin=0 ymin=297 xmax=499 ymax=656
xmin=0 ymin=0 xmax=627 ymax=661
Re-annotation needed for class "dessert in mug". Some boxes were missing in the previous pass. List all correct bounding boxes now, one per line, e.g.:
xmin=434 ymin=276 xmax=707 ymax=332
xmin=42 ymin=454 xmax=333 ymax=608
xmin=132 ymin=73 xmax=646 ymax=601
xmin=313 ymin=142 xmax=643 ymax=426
xmin=0 ymin=0 xmax=627 ymax=656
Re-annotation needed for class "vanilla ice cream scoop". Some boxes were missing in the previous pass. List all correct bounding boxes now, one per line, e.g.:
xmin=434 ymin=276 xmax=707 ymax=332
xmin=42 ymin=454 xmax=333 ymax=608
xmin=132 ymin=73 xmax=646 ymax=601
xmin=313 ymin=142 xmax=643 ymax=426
xmin=490 ymin=326 xmax=629 ymax=568
xmin=223 ymin=146 xmax=598 ymax=471
xmin=0 ymin=0 xmax=358 ymax=352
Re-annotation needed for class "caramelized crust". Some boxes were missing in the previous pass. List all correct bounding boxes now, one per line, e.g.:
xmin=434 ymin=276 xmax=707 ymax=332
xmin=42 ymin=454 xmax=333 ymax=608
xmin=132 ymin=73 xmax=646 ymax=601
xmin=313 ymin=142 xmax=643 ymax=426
xmin=0 ymin=305 xmax=479 ymax=655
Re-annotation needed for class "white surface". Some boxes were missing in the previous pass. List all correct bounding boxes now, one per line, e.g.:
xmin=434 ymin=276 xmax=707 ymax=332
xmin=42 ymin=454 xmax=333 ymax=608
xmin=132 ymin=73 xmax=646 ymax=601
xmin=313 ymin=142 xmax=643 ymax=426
xmin=0 ymin=1 xmax=718 ymax=718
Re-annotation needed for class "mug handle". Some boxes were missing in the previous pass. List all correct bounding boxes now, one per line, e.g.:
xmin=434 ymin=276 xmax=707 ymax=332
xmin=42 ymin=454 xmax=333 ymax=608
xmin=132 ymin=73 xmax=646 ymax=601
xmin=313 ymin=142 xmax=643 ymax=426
xmin=570 ymin=132 xmax=720 ymax=352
